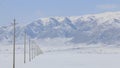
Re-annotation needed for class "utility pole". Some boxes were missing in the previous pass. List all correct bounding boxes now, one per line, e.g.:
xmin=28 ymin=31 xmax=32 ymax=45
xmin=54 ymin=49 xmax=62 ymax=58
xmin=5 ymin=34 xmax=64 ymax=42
xmin=32 ymin=40 xmax=34 ymax=60
xmin=13 ymin=19 xmax=16 ymax=68
xmin=24 ymin=32 xmax=26 ymax=63
xmin=29 ymin=38 xmax=31 ymax=62
xmin=31 ymin=41 xmax=33 ymax=60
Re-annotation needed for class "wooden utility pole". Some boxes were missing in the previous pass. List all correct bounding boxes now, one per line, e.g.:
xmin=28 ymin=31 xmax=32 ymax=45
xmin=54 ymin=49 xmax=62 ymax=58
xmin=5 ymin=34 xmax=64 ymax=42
xmin=32 ymin=41 xmax=34 ymax=60
xmin=13 ymin=19 xmax=16 ymax=68
xmin=31 ymin=41 xmax=33 ymax=60
xmin=29 ymin=38 xmax=31 ymax=62
xmin=24 ymin=32 xmax=26 ymax=63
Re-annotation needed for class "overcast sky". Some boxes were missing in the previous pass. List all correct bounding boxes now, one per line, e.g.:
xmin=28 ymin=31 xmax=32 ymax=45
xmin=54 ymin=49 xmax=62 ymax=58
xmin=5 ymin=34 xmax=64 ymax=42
xmin=0 ymin=0 xmax=120 ymax=26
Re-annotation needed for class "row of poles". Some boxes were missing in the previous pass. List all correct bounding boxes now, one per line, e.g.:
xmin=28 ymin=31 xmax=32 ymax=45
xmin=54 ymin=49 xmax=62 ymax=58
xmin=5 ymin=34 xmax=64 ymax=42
xmin=13 ymin=19 xmax=43 ymax=68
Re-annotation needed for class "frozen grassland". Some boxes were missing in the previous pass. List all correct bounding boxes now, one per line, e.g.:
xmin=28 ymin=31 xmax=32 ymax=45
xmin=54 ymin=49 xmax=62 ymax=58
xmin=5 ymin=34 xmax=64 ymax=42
xmin=1 ymin=43 xmax=120 ymax=68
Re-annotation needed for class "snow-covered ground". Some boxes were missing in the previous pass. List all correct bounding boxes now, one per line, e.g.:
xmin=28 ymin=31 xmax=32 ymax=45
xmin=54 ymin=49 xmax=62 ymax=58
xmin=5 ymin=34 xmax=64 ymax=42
xmin=1 ymin=45 xmax=120 ymax=68
xmin=23 ymin=53 xmax=120 ymax=68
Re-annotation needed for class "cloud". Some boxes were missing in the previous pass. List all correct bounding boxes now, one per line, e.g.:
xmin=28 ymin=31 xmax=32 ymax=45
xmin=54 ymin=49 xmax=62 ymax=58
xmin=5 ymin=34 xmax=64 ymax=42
xmin=97 ymin=4 xmax=119 ymax=10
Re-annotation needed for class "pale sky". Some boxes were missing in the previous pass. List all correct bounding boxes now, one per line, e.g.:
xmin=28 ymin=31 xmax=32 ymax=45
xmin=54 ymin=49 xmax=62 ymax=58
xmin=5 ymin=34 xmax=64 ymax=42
xmin=0 ymin=0 xmax=120 ymax=26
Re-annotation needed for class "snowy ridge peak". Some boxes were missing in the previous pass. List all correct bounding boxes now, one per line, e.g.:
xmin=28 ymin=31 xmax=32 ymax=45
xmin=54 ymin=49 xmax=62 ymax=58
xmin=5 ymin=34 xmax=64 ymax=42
xmin=35 ymin=11 xmax=120 ymax=25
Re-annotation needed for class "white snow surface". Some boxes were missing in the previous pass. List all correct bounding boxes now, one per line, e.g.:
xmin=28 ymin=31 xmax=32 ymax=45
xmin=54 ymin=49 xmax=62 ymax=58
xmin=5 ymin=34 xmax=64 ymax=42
xmin=1 ymin=44 xmax=120 ymax=68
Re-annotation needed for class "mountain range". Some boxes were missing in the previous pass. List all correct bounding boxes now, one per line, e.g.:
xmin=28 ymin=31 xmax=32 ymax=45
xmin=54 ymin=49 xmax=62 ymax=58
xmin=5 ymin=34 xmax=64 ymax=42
xmin=1 ymin=11 xmax=120 ymax=45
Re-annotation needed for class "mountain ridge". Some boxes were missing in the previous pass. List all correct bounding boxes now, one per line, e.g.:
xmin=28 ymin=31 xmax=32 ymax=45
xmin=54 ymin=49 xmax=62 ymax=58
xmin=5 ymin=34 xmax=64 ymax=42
xmin=1 ymin=11 xmax=120 ymax=45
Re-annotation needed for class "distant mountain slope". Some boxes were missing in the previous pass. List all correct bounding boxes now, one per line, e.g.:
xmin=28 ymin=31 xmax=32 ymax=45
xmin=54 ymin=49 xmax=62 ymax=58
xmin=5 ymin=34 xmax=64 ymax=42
xmin=1 ymin=11 xmax=120 ymax=45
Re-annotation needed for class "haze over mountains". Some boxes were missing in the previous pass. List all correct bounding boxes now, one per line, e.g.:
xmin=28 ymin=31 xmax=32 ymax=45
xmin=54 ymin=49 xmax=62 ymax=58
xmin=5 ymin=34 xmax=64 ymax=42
xmin=1 ymin=12 xmax=120 ymax=45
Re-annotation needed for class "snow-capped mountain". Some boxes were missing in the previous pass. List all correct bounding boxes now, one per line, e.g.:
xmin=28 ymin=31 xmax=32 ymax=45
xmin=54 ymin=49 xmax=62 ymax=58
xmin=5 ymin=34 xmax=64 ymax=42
xmin=1 ymin=11 xmax=120 ymax=45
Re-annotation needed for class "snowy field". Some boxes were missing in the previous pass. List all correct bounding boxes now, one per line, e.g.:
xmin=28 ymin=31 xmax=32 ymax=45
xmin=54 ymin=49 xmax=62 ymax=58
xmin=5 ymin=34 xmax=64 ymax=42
xmin=1 ymin=45 xmax=120 ymax=68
